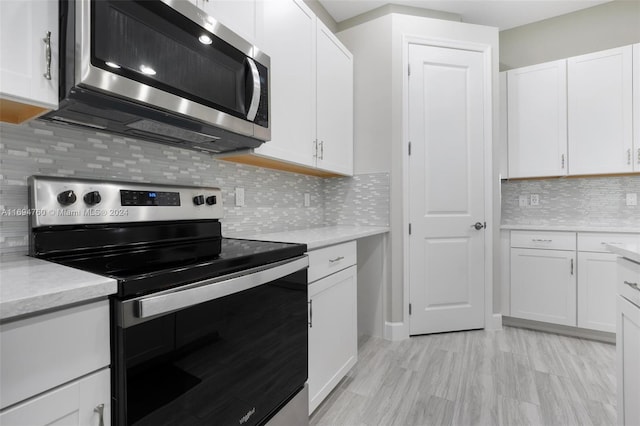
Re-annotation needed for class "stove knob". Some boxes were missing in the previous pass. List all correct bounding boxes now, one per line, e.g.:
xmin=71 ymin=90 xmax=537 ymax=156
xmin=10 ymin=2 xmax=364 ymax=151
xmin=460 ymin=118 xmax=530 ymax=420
xmin=206 ymin=196 xmax=217 ymax=205
xmin=83 ymin=191 xmax=102 ymax=206
xmin=193 ymin=195 xmax=205 ymax=206
xmin=57 ymin=190 xmax=77 ymax=206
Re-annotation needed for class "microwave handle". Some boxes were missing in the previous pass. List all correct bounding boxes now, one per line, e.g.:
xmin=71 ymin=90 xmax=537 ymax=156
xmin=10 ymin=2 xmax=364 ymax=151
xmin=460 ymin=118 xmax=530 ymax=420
xmin=246 ymin=58 xmax=261 ymax=121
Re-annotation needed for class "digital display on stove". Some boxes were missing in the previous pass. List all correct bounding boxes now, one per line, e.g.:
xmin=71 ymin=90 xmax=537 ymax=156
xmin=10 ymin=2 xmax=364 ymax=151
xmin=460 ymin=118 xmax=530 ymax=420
xmin=120 ymin=190 xmax=180 ymax=206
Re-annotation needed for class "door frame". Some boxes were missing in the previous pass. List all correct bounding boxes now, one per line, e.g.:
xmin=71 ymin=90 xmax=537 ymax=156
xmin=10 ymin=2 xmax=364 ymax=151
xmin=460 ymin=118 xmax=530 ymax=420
xmin=401 ymin=35 xmax=498 ymax=338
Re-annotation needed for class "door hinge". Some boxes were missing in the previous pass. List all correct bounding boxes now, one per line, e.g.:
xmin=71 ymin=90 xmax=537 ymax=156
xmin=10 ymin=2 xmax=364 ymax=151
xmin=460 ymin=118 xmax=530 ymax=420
xmin=408 ymin=142 xmax=411 ymax=156
xmin=409 ymin=223 xmax=412 ymax=235
xmin=484 ymin=221 xmax=487 ymax=230
xmin=409 ymin=303 xmax=412 ymax=315
xmin=408 ymin=64 xmax=411 ymax=77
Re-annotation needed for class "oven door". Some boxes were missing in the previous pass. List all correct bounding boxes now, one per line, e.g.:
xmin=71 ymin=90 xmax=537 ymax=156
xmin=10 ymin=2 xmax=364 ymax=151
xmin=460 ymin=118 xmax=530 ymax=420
xmin=113 ymin=256 xmax=308 ymax=426
xmin=74 ymin=0 xmax=269 ymax=139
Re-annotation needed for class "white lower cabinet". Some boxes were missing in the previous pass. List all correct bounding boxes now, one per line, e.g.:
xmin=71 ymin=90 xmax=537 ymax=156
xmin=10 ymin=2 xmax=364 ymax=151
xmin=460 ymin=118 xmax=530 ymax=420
xmin=577 ymin=251 xmax=618 ymax=332
xmin=617 ymin=256 xmax=640 ymax=426
xmin=511 ymin=247 xmax=577 ymax=326
xmin=0 ymin=368 xmax=110 ymax=426
xmin=0 ymin=300 xmax=111 ymax=425
xmin=307 ymin=242 xmax=357 ymax=414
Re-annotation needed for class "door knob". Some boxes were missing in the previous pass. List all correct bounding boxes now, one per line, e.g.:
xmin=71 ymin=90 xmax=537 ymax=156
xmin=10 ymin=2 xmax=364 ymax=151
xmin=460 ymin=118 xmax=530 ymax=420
xmin=472 ymin=222 xmax=485 ymax=230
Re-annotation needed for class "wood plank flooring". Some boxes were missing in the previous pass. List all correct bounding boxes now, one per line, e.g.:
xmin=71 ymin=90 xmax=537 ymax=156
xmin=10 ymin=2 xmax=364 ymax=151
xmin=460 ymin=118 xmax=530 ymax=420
xmin=310 ymin=326 xmax=616 ymax=426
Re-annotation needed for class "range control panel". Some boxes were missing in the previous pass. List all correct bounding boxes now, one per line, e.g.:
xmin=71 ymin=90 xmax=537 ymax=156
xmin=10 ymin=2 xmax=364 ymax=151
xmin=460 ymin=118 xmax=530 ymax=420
xmin=120 ymin=190 xmax=181 ymax=206
xmin=28 ymin=176 xmax=223 ymax=228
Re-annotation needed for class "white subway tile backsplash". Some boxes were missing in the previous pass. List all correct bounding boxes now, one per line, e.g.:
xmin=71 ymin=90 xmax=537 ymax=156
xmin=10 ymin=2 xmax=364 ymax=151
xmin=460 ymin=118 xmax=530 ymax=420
xmin=502 ymin=176 xmax=640 ymax=228
xmin=0 ymin=120 xmax=389 ymax=256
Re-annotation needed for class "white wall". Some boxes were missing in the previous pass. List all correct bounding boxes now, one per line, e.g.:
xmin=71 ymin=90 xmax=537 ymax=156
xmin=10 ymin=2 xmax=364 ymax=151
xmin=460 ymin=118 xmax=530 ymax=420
xmin=500 ymin=0 xmax=640 ymax=70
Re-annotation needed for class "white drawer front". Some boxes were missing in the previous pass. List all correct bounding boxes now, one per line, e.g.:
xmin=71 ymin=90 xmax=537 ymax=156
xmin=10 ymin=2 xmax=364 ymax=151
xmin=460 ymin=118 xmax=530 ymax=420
xmin=618 ymin=257 xmax=640 ymax=307
xmin=511 ymin=231 xmax=576 ymax=250
xmin=579 ymin=233 xmax=640 ymax=253
xmin=308 ymin=241 xmax=357 ymax=283
xmin=0 ymin=300 xmax=110 ymax=409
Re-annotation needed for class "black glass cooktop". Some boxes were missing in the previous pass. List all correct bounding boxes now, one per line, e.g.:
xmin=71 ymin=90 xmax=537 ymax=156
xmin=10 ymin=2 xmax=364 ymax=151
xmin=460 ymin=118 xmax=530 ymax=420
xmin=47 ymin=238 xmax=306 ymax=298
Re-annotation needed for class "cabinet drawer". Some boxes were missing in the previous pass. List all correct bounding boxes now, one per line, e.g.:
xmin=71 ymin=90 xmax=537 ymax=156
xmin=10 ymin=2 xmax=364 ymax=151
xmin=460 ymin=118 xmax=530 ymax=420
xmin=578 ymin=233 xmax=640 ymax=253
xmin=308 ymin=241 xmax=356 ymax=283
xmin=511 ymin=231 xmax=576 ymax=250
xmin=618 ymin=257 xmax=640 ymax=307
xmin=0 ymin=300 xmax=110 ymax=409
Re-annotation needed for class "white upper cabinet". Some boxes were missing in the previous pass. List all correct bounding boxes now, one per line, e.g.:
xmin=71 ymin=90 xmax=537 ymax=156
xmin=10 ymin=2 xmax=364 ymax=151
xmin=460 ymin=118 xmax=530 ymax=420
xmin=199 ymin=0 xmax=257 ymax=43
xmin=507 ymin=60 xmax=567 ymax=178
xmin=254 ymin=0 xmax=317 ymax=168
xmin=315 ymin=21 xmax=354 ymax=176
xmin=567 ymin=45 xmax=633 ymax=175
xmin=499 ymin=71 xmax=508 ymax=178
xmin=0 ymin=0 xmax=58 ymax=122
xmin=634 ymin=43 xmax=640 ymax=172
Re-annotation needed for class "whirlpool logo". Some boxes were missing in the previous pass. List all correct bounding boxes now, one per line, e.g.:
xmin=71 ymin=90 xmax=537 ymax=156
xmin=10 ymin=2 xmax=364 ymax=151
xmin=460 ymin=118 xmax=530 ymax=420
xmin=239 ymin=407 xmax=256 ymax=424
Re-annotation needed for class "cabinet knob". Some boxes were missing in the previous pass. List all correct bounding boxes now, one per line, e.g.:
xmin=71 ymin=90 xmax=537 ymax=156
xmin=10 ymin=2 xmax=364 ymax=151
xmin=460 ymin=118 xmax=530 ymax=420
xmin=94 ymin=403 xmax=105 ymax=426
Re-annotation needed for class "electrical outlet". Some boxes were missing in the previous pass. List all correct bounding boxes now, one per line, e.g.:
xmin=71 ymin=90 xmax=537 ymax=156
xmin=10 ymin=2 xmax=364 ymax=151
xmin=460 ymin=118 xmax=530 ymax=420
xmin=235 ymin=187 xmax=245 ymax=207
xmin=530 ymin=194 xmax=539 ymax=206
xmin=304 ymin=193 xmax=310 ymax=207
xmin=518 ymin=195 xmax=528 ymax=207
xmin=626 ymin=193 xmax=638 ymax=206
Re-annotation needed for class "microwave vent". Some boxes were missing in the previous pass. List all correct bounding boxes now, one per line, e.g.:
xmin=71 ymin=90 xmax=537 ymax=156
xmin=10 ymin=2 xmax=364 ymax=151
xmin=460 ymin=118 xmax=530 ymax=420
xmin=126 ymin=119 xmax=222 ymax=144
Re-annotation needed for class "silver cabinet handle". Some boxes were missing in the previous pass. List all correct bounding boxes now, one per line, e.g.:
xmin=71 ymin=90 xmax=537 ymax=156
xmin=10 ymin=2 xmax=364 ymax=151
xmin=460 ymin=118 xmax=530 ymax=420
xmin=43 ymin=31 xmax=52 ymax=80
xmin=570 ymin=258 xmax=574 ymax=275
xmin=624 ymin=281 xmax=639 ymax=291
xmin=628 ymin=148 xmax=632 ymax=165
xmin=308 ymin=299 xmax=313 ymax=328
xmin=245 ymin=58 xmax=261 ymax=121
xmin=319 ymin=141 xmax=324 ymax=160
xmin=637 ymin=148 xmax=640 ymax=164
xmin=329 ymin=256 xmax=344 ymax=263
xmin=94 ymin=404 xmax=105 ymax=426
xmin=532 ymin=239 xmax=552 ymax=242
xmin=313 ymin=140 xmax=318 ymax=158
xmin=561 ymin=154 xmax=565 ymax=169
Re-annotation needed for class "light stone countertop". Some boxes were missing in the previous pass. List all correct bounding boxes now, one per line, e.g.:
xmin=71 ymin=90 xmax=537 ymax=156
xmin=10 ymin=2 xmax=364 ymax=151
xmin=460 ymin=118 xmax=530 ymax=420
xmin=501 ymin=224 xmax=640 ymax=233
xmin=228 ymin=225 xmax=389 ymax=250
xmin=606 ymin=243 xmax=640 ymax=264
xmin=0 ymin=256 xmax=117 ymax=321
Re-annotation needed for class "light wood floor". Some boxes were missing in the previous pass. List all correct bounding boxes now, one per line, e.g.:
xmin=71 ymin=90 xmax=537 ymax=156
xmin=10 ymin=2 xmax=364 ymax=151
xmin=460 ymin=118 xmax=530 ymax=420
xmin=310 ymin=326 xmax=616 ymax=426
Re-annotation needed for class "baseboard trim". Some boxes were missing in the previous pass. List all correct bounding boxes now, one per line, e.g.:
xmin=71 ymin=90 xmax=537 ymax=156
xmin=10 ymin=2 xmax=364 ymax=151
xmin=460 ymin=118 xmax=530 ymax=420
xmin=487 ymin=313 xmax=503 ymax=330
xmin=384 ymin=321 xmax=408 ymax=341
xmin=503 ymin=316 xmax=616 ymax=344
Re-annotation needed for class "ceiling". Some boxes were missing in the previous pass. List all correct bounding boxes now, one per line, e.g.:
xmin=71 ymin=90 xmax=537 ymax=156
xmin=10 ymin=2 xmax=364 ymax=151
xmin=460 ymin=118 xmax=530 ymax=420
xmin=318 ymin=0 xmax=613 ymax=30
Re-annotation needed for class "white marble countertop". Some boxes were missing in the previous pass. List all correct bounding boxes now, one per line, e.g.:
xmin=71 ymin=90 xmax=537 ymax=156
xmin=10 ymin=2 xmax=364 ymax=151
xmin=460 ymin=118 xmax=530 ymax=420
xmin=228 ymin=225 xmax=389 ymax=250
xmin=606 ymin=243 xmax=640 ymax=264
xmin=501 ymin=224 xmax=640 ymax=233
xmin=0 ymin=256 xmax=117 ymax=321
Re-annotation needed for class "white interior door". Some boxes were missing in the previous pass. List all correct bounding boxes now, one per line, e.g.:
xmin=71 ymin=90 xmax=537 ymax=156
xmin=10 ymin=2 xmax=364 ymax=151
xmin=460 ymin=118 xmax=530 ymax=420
xmin=408 ymin=44 xmax=485 ymax=335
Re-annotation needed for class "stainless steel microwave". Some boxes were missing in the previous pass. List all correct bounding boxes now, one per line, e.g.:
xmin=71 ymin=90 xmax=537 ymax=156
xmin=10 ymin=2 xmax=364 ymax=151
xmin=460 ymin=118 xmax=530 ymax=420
xmin=42 ymin=0 xmax=270 ymax=154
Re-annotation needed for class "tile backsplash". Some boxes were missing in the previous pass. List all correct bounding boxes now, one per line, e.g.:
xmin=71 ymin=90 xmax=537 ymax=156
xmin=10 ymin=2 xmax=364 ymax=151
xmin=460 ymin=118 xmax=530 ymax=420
xmin=0 ymin=121 xmax=390 ymax=257
xmin=501 ymin=176 xmax=640 ymax=228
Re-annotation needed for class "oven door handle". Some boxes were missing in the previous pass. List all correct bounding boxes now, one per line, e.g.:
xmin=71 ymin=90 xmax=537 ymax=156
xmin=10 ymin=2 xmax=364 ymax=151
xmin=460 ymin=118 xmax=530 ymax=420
xmin=135 ymin=256 xmax=308 ymax=319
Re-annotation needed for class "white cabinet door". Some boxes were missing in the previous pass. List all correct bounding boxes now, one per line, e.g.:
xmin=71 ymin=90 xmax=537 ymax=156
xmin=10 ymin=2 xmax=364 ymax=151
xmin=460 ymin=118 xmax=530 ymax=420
xmin=0 ymin=368 xmax=111 ymax=426
xmin=617 ymin=295 xmax=640 ymax=426
xmin=201 ymin=0 xmax=257 ymax=43
xmin=315 ymin=21 xmax=354 ymax=176
xmin=254 ymin=0 xmax=317 ymax=168
xmin=577 ymin=252 xmax=617 ymax=332
xmin=634 ymin=44 xmax=640 ymax=172
xmin=568 ymin=46 xmax=633 ymax=175
xmin=511 ymin=248 xmax=576 ymax=326
xmin=0 ymin=0 xmax=58 ymax=109
xmin=507 ymin=60 xmax=567 ymax=178
xmin=308 ymin=265 xmax=357 ymax=414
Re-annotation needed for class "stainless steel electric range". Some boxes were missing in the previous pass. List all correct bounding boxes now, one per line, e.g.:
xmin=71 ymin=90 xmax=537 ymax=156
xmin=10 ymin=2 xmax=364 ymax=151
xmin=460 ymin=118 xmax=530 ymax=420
xmin=28 ymin=176 xmax=309 ymax=426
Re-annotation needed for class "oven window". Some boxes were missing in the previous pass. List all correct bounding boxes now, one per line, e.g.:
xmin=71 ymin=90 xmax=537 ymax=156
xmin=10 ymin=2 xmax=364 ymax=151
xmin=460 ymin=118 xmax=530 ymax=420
xmin=91 ymin=0 xmax=248 ymax=120
xmin=113 ymin=269 xmax=308 ymax=426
